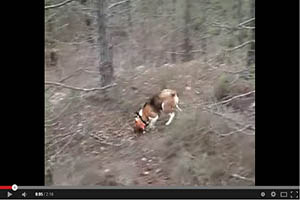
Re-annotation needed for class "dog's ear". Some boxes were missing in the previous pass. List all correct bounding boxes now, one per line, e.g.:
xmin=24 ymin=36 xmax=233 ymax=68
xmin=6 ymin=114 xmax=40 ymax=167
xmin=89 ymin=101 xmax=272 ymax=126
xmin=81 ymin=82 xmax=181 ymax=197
xmin=143 ymin=102 xmax=148 ymax=108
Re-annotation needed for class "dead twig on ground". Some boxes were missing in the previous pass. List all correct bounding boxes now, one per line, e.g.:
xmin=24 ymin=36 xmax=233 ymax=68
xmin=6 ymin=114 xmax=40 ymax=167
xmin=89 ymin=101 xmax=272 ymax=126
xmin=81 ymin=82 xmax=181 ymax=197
xmin=45 ymin=82 xmax=117 ymax=92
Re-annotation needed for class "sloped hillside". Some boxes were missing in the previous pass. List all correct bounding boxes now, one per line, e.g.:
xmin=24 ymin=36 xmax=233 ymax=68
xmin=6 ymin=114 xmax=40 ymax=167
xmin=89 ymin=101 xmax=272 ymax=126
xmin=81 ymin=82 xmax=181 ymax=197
xmin=45 ymin=60 xmax=255 ymax=186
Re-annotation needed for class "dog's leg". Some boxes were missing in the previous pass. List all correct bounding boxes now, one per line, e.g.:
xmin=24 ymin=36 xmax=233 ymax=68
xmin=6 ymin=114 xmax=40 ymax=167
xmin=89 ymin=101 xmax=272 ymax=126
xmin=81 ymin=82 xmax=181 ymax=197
xmin=148 ymin=115 xmax=159 ymax=129
xmin=174 ymin=95 xmax=182 ymax=111
xmin=165 ymin=112 xmax=175 ymax=126
xmin=176 ymin=104 xmax=182 ymax=112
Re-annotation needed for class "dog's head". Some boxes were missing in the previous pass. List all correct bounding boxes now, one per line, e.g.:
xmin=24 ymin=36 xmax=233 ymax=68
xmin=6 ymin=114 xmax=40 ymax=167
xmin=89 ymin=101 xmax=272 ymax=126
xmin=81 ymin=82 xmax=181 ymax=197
xmin=133 ymin=111 xmax=147 ymax=133
xmin=134 ymin=117 xmax=146 ymax=132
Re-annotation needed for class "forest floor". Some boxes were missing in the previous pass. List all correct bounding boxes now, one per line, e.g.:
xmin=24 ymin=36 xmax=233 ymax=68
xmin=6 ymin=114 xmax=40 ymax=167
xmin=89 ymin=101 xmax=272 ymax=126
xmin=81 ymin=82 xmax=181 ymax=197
xmin=45 ymin=59 xmax=255 ymax=186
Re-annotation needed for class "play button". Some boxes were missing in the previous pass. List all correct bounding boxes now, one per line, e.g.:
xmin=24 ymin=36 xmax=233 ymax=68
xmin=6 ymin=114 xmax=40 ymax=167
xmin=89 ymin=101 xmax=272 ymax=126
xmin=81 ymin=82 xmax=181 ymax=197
xmin=7 ymin=192 xmax=12 ymax=198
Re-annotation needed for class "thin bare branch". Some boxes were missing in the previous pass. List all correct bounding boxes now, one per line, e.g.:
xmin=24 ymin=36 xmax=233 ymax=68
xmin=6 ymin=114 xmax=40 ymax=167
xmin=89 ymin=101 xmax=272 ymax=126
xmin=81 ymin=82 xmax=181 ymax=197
xmin=160 ymin=26 xmax=183 ymax=41
xmin=166 ymin=49 xmax=204 ymax=55
xmin=211 ymin=23 xmax=232 ymax=30
xmin=190 ymin=49 xmax=205 ymax=53
xmin=221 ymin=69 xmax=246 ymax=74
xmin=239 ymin=25 xmax=255 ymax=30
xmin=59 ymin=68 xmax=84 ymax=83
xmin=209 ymin=90 xmax=255 ymax=108
xmin=166 ymin=51 xmax=185 ymax=55
xmin=45 ymin=0 xmax=73 ymax=10
xmin=82 ymin=69 xmax=99 ymax=74
xmin=108 ymin=0 xmax=129 ymax=9
xmin=225 ymin=40 xmax=255 ymax=52
xmin=45 ymin=12 xmax=57 ymax=23
xmin=237 ymin=18 xmax=255 ymax=27
xmin=45 ymin=82 xmax=117 ymax=92
xmin=45 ymin=121 xmax=59 ymax=127
xmin=56 ymin=23 xmax=69 ymax=31
xmin=212 ymin=18 xmax=255 ymax=32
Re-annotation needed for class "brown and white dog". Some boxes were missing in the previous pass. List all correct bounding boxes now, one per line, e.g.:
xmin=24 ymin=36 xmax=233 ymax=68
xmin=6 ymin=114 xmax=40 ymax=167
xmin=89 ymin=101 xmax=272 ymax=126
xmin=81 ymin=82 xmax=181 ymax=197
xmin=134 ymin=89 xmax=182 ymax=133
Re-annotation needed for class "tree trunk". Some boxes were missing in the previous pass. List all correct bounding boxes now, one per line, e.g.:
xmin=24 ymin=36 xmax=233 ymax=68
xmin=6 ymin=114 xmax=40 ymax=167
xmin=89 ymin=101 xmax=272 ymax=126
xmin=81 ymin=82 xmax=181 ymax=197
xmin=237 ymin=0 xmax=243 ymax=43
xmin=97 ymin=0 xmax=114 ymax=86
xmin=127 ymin=0 xmax=132 ymax=31
xmin=201 ymin=0 xmax=208 ymax=62
xmin=181 ymin=0 xmax=193 ymax=62
xmin=170 ymin=0 xmax=177 ymax=63
xmin=247 ymin=0 xmax=255 ymax=67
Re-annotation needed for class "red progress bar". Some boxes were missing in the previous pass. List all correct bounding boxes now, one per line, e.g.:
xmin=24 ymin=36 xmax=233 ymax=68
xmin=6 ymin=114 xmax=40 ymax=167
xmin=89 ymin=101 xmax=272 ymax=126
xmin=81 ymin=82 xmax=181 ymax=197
xmin=0 ymin=186 xmax=12 ymax=190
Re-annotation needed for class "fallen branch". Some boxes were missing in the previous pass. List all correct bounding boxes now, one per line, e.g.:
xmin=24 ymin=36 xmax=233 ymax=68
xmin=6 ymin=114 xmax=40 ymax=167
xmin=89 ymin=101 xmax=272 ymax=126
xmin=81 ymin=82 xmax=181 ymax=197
xmin=212 ymin=18 xmax=255 ymax=32
xmin=209 ymin=90 xmax=255 ymax=108
xmin=45 ymin=0 xmax=73 ymax=10
xmin=219 ymin=125 xmax=254 ymax=137
xmin=45 ymin=82 xmax=117 ymax=92
xmin=225 ymin=40 xmax=255 ymax=52
xmin=108 ymin=0 xmax=129 ymax=9
xmin=231 ymin=173 xmax=255 ymax=183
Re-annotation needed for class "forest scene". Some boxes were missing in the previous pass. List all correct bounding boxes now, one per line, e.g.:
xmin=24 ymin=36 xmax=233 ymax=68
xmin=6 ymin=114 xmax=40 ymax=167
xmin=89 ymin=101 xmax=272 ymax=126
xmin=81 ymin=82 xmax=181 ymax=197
xmin=45 ymin=0 xmax=255 ymax=186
